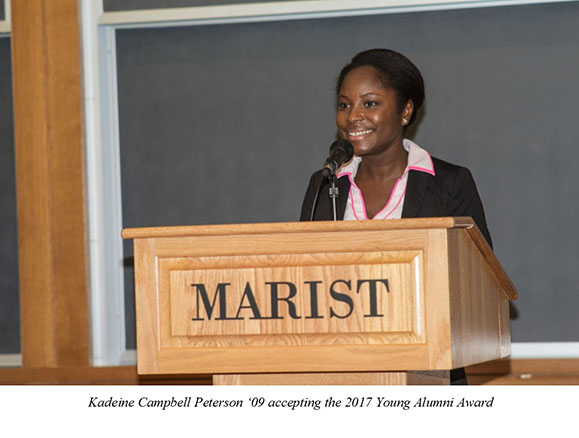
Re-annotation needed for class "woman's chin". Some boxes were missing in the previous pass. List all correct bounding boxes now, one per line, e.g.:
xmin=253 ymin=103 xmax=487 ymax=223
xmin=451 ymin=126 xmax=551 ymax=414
xmin=352 ymin=143 xmax=374 ymax=156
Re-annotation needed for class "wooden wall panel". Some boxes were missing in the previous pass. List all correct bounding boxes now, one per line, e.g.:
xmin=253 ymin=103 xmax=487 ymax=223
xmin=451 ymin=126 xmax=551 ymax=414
xmin=11 ymin=0 xmax=89 ymax=368
xmin=467 ymin=359 xmax=579 ymax=385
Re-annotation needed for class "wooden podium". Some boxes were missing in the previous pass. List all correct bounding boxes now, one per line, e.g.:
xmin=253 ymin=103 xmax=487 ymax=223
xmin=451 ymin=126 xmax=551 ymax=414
xmin=122 ymin=218 xmax=517 ymax=385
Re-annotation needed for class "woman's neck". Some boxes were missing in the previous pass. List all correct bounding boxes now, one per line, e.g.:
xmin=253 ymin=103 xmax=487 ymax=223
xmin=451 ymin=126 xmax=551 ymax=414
xmin=357 ymin=142 xmax=408 ymax=182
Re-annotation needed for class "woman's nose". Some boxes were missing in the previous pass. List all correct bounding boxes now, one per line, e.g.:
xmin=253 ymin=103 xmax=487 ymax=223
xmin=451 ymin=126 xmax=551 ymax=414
xmin=347 ymin=105 xmax=364 ymax=123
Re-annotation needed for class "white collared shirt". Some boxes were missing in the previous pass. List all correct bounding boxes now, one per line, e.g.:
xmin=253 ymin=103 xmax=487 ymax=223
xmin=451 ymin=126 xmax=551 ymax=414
xmin=337 ymin=139 xmax=435 ymax=220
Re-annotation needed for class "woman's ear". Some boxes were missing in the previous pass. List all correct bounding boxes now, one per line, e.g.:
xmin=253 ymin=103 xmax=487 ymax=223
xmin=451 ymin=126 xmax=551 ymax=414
xmin=402 ymin=100 xmax=414 ymax=126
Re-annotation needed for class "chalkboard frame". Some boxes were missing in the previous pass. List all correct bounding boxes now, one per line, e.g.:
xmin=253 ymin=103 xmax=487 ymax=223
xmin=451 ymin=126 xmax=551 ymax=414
xmin=0 ymin=1 xmax=21 ymax=367
xmin=97 ymin=0 xmax=579 ymax=28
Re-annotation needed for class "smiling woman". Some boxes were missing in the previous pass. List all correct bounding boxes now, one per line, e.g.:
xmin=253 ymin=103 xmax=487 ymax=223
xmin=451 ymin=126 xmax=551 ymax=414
xmin=301 ymin=49 xmax=491 ymax=245
xmin=300 ymin=49 xmax=494 ymax=384
xmin=336 ymin=63 xmax=415 ymax=219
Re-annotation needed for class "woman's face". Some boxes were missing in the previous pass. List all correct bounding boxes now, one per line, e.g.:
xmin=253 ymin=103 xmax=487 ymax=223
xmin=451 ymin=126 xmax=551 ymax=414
xmin=336 ymin=65 xmax=413 ymax=158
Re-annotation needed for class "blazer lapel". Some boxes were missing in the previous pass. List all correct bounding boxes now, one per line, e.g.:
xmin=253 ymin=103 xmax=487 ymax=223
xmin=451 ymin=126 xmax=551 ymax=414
xmin=337 ymin=175 xmax=351 ymax=220
xmin=401 ymin=171 xmax=429 ymax=218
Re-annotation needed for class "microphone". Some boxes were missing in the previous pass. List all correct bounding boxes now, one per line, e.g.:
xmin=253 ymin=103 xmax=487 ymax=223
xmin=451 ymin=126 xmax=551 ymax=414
xmin=320 ymin=139 xmax=354 ymax=178
xmin=309 ymin=139 xmax=354 ymax=221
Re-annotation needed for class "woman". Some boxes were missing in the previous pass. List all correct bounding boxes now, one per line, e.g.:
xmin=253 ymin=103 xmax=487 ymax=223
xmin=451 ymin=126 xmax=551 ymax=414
xmin=300 ymin=49 xmax=492 ymax=384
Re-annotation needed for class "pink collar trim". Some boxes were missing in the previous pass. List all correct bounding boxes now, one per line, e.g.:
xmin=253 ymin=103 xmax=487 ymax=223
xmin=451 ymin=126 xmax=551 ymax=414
xmin=336 ymin=139 xmax=435 ymax=179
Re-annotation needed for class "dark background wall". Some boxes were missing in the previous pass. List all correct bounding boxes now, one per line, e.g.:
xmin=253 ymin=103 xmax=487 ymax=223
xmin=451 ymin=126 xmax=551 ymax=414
xmin=0 ymin=36 xmax=20 ymax=355
xmin=115 ymin=2 xmax=579 ymax=349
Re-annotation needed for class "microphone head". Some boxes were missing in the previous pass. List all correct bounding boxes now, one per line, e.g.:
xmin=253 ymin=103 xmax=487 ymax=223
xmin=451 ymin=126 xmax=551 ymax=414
xmin=322 ymin=139 xmax=354 ymax=178
xmin=328 ymin=139 xmax=354 ymax=162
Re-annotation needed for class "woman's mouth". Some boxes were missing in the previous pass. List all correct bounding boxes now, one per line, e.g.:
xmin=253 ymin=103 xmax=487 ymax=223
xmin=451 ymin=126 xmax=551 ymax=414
xmin=347 ymin=129 xmax=374 ymax=138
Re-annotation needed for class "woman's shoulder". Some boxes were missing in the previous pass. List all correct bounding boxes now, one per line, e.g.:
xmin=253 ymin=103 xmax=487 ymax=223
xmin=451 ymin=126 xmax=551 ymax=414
xmin=430 ymin=156 xmax=476 ymax=186
xmin=427 ymin=155 xmax=491 ymax=247
xmin=430 ymin=155 xmax=469 ymax=174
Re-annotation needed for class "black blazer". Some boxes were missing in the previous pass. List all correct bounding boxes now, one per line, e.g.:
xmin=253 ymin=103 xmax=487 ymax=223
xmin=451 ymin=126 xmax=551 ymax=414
xmin=300 ymin=156 xmax=492 ymax=248
xmin=299 ymin=156 xmax=492 ymax=384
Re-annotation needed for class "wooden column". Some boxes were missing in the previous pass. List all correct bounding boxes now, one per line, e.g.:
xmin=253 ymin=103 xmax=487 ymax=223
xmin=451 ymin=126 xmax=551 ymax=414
xmin=11 ymin=0 xmax=89 ymax=368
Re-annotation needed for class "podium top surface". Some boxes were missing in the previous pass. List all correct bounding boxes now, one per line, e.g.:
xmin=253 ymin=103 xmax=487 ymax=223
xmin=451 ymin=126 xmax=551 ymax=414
xmin=122 ymin=216 xmax=473 ymax=239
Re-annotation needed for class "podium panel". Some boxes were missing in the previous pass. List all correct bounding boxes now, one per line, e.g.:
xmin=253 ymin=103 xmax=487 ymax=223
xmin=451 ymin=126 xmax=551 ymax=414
xmin=166 ymin=250 xmax=422 ymax=341
xmin=123 ymin=218 xmax=517 ymax=376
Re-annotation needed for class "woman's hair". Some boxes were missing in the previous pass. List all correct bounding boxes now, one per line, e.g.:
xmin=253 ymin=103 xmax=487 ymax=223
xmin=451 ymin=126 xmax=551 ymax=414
xmin=336 ymin=49 xmax=425 ymax=126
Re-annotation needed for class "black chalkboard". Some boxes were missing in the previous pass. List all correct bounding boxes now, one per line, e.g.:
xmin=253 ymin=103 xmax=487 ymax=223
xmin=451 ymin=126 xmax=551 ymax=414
xmin=0 ymin=37 xmax=20 ymax=355
xmin=0 ymin=1 xmax=4 ymax=22
xmin=116 ymin=2 xmax=579 ymax=349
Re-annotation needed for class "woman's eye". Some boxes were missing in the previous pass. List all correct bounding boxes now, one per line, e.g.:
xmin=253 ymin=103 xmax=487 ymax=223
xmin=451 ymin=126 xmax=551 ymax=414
xmin=364 ymin=101 xmax=378 ymax=108
xmin=338 ymin=102 xmax=350 ymax=109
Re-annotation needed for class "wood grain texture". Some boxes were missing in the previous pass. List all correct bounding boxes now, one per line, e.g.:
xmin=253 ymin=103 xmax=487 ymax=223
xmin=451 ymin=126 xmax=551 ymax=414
xmin=155 ymin=343 xmax=432 ymax=374
xmin=213 ymin=372 xmax=411 ymax=385
xmin=467 ymin=358 xmax=579 ymax=385
xmin=422 ymin=228 xmax=452 ymax=369
xmin=466 ymin=225 xmax=518 ymax=300
xmin=447 ymin=229 xmax=512 ymax=368
xmin=11 ymin=0 xmax=55 ymax=367
xmin=213 ymin=370 xmax=449 ymax=385
xmin=407 ymin=370 xmax=451 ymax=385
xmin=11 ymin=0 xmax=89 ymax=368
xmin=0 ymin=366 xmax=211 ymax=385
xmin=134 ymin=239 xmax=161 ymax=374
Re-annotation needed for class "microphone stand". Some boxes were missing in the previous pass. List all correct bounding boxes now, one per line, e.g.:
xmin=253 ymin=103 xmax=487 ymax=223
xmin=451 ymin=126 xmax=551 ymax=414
xmin=329 ymin=174 xmax=339 ymax=221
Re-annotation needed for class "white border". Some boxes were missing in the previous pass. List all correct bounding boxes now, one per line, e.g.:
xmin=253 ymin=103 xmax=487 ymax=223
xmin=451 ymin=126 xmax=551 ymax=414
xmin=512 ymin=343 xmax=579 ymax=359
xmin=0 ymin=354 xmax=22 ymax=368
xmin=81 ymin=0 xmax=579 ymax=366
xmin=0 ymin=0 xmax=11 ymax=34
xmin=81 ymin=0 xmax=131 ymax=366
xmin=99 ymin=0 xmax=579 ymax=27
